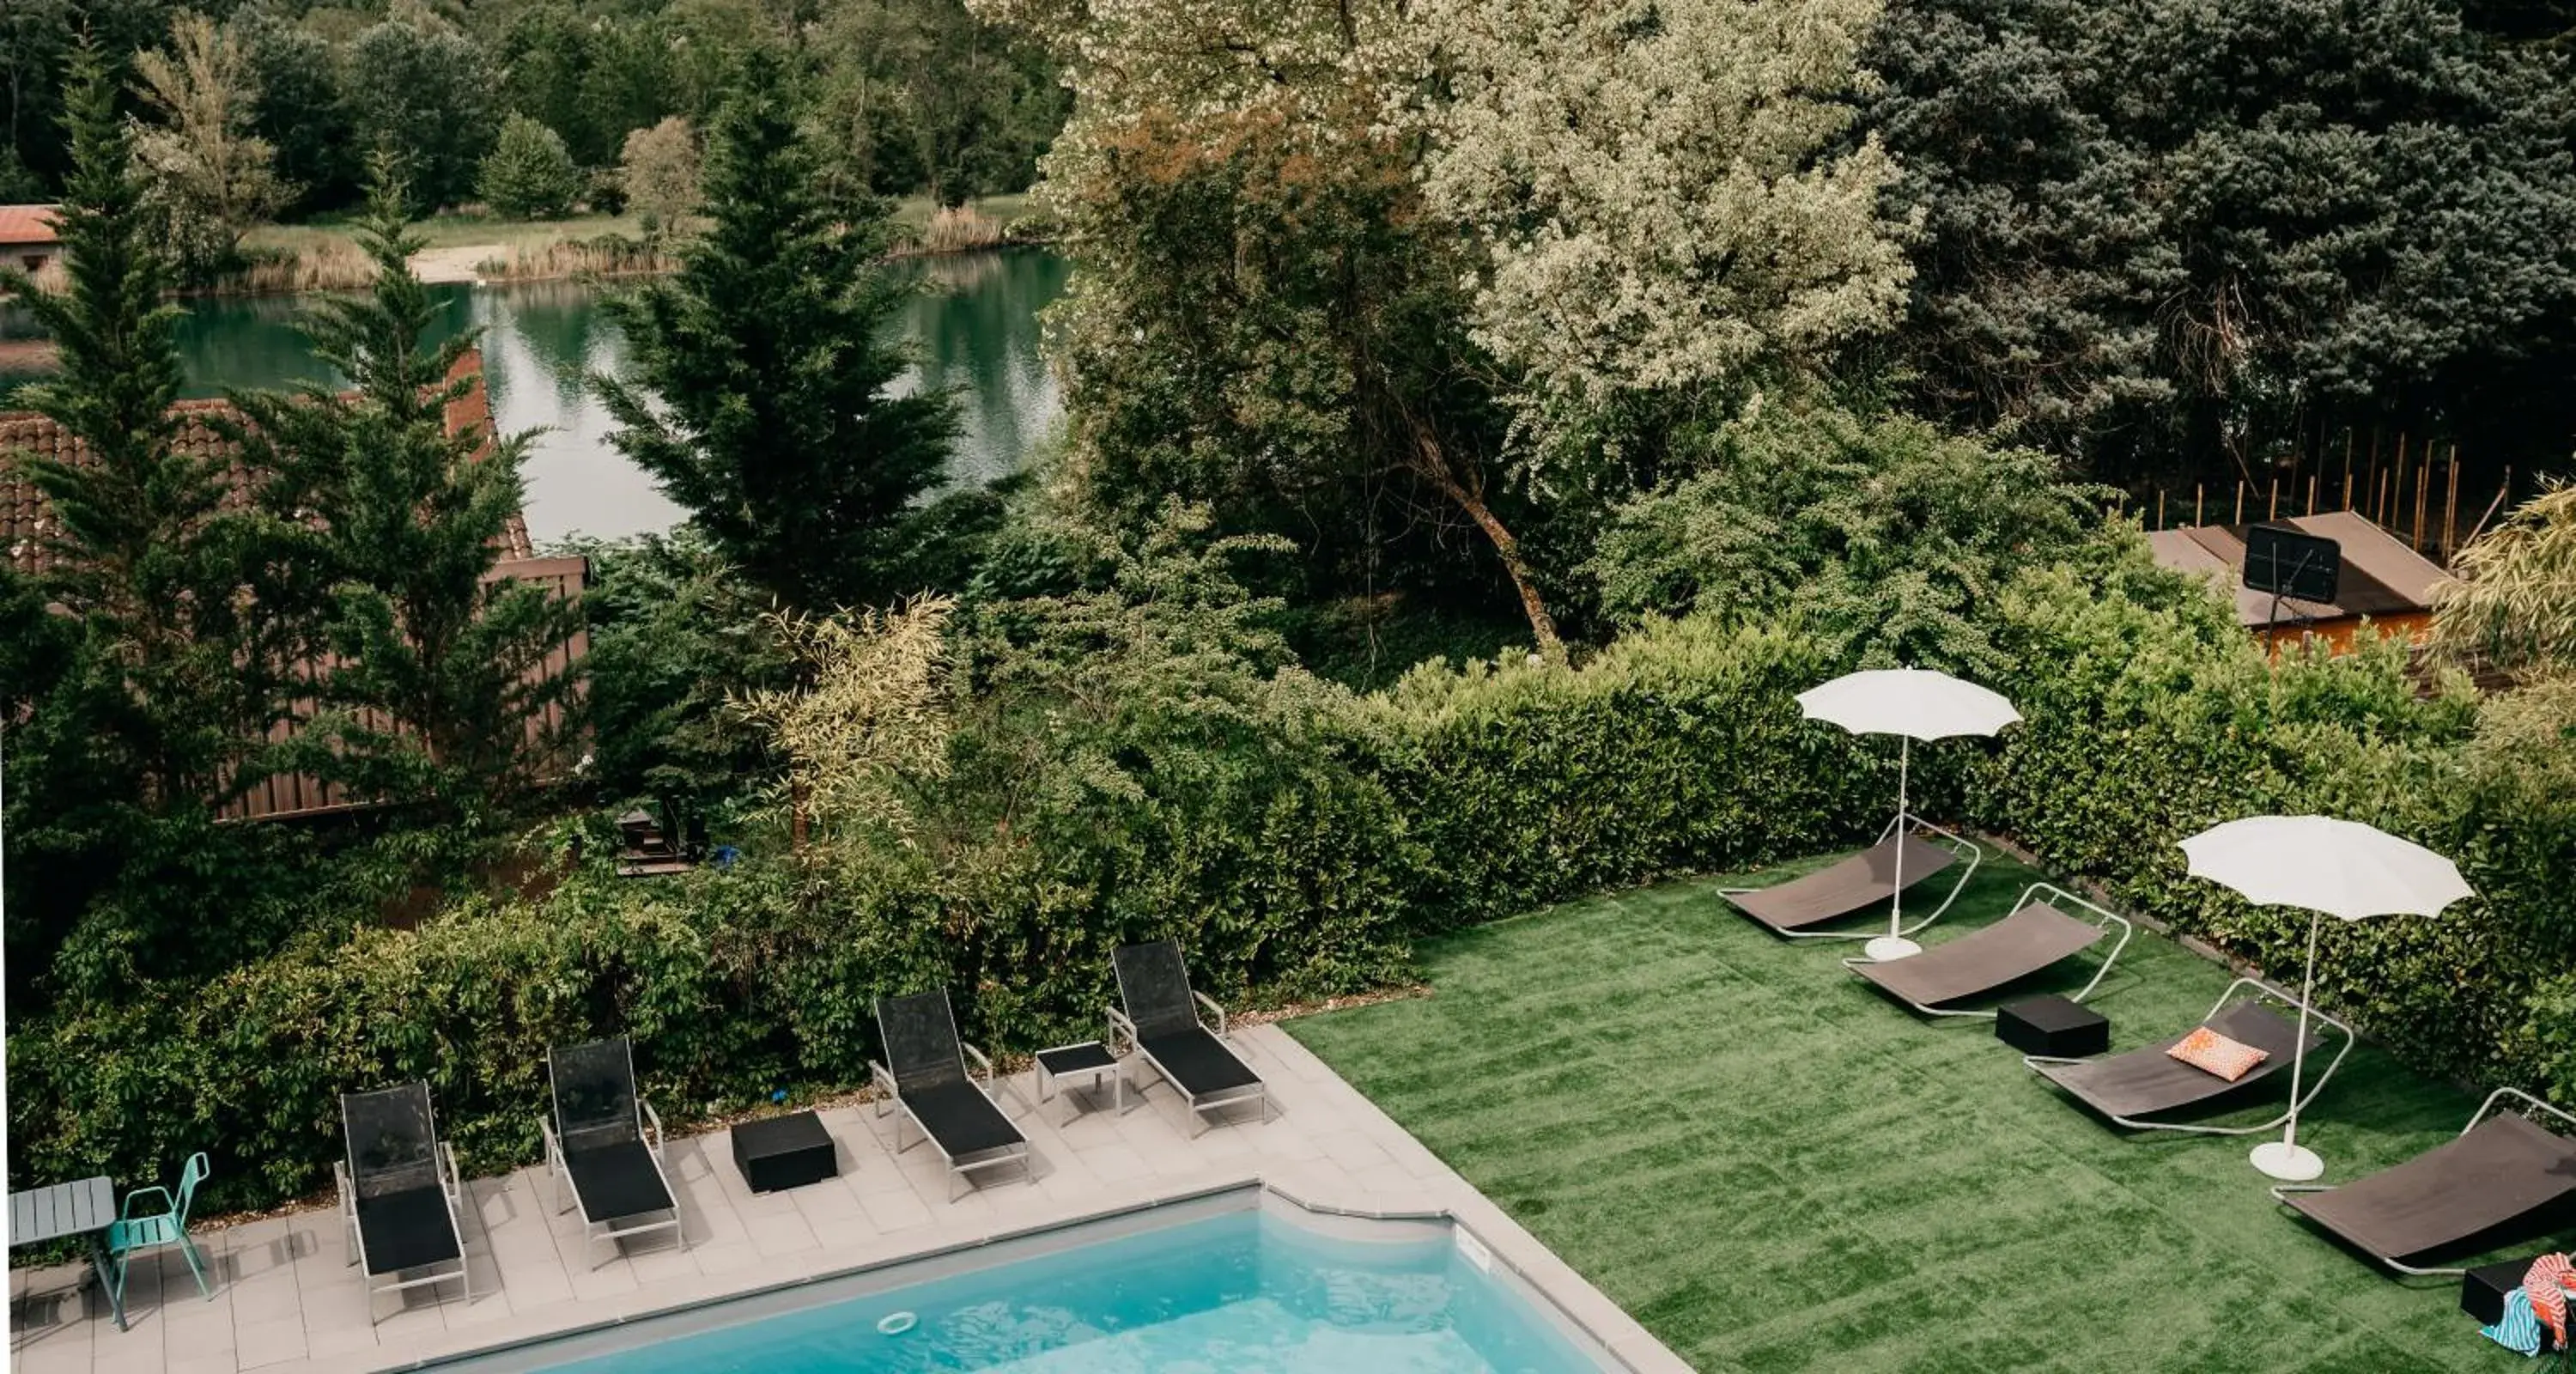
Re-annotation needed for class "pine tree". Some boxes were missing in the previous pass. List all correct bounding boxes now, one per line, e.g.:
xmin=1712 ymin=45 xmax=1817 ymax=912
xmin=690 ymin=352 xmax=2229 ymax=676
xmin=1 ymin=46 xmax=269 ymax=806
xmin=233 ymin=172 xmax=582 ymax=811
xmin=597 ymin=50 xmax=957 ymax=612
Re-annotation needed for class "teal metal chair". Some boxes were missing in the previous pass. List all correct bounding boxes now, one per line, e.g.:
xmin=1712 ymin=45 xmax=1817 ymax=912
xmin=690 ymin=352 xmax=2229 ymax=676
xmin=106 ymin=1152 xmax=214 ymax=1305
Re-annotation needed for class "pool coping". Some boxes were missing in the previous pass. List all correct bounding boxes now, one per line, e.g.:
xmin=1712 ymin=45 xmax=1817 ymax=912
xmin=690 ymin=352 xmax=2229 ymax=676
xmin=413 ymin=1181 xmax=1639 ymax=1373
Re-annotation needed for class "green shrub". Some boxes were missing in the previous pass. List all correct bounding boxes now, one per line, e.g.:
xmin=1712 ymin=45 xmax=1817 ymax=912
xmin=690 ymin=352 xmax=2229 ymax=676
xmin=477 ymin=113 xmax=581 ymax=220
xmin=1968 ymin=546 xmax=2572 ymax=1087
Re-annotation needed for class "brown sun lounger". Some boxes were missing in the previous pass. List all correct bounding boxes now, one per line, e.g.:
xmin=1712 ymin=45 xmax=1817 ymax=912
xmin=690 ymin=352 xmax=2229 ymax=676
xmin=1720 ymin=829 xmax=1977 ymax=940
xmin=2026 ymin=979 xmax=2348 ymax=1134
xmin=1843 ymin=884 xmax=2133 ymax=1017
xmin=2273 ymin=1089 xmax=2576 ymax=1275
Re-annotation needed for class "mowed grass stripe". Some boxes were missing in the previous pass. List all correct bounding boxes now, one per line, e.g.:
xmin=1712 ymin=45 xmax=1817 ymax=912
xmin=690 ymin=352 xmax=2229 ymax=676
xmin=1289 ymin=855 xmax=2535 ymax=1371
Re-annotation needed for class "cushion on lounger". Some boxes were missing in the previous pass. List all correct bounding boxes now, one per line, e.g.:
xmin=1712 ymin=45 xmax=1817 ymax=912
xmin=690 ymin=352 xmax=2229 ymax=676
xmin=2167 ymin=1026 xmax=2267 ymax=1081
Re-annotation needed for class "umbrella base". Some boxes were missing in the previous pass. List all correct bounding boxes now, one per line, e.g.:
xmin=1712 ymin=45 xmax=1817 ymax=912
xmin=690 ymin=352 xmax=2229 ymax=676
xmin=2249 ymin=1140 xmax=2324 ymax=1182
xmin=1863 ymin=935 xmax=1923 ymax=962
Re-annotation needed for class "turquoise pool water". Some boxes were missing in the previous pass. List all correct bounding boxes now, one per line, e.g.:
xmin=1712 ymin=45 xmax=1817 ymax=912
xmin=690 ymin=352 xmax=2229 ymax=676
xmin=529 ymin=1210 xmax=1601 ymax=1373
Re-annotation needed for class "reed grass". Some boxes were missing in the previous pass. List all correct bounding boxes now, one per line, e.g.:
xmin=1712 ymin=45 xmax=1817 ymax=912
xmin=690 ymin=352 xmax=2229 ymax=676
xmin=473 ymin=236 xmax=677 ymax=283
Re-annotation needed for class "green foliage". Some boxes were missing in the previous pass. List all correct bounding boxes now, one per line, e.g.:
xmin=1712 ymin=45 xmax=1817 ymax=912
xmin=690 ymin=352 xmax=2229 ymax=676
xmin=598 ymin=51 xmax=960 ymax=612
xmin=1967 ymin=550 xmax=2567 ymax=1086
xmin=1863 ymin=0 xmax=2576 ymax=479
xmin=0 ymin=48 xmax=287 ymax=994
xmin=228 ymin=176 xmax=583 ymax=812
xmin=810 ymin=0 xmax=1069 ymax=206
xmin=2433 ymin=478 xmax=2576 ymax=678
xmin=476 ymin=113 xmax=582 ymax=220
xmin=557 ymin=529 xmax=787 ymax=801
xmin=232 ymin=4 xmax=356 ymax=214
xmin=344 ymin=17 xmax=499 ymax=213
xmin=1587 ymin=405 xmax=2116 ymax=678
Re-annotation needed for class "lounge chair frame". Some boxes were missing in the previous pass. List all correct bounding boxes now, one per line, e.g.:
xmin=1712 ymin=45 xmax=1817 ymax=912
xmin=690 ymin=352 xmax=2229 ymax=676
xmin=1109 ymin=944 xmax=1273 ymax=1137
xmin=2025 ymin=976 xmax=2354 ymax=1135
xmin=336 ymin=1085 xmax=471 ymax=1325
xmin=2268 ymin=1086 xmax=2576 ymax=1276
xmin=1720 ymin=813 xmax=1985 ymax=942
xmin=1840 ymin=881 xmax=2135 ymax=1018
xmin=871 ymin=992 xmax=1034 ymax=1201
xmin=540 ymin=1038 xmax=685 ymax=1268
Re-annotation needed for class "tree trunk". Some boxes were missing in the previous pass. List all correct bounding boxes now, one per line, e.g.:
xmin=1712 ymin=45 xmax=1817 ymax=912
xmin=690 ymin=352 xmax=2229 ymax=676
xmin=1408 ymin=429 xmax=1566 ymax=665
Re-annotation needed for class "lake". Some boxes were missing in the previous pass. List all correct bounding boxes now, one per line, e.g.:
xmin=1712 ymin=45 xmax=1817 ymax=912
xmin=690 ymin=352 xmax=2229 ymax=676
xmin=2 ymin=247 xmax=1070 ymax=544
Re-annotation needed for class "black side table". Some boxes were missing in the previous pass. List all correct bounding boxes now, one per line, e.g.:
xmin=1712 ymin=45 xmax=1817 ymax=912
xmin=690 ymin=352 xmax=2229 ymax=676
xmin=1036 ymin=1042 xmax=1123 ymax=1124
xmin=732 ymin=1110 xmax=838 ymax=1194
xmin=1996 ymin=995 xmax=2111 ymax=1058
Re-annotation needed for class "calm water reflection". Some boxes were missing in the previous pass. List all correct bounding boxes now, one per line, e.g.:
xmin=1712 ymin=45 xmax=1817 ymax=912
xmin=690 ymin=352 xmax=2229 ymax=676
xmin=4 ymin=249 xmax=1070 ymax=543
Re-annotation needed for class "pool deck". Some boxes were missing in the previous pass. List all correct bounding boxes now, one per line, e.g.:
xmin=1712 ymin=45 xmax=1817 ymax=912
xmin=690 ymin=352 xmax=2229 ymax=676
xmin=8 ymin=1024 xmax=1689 ymax=1374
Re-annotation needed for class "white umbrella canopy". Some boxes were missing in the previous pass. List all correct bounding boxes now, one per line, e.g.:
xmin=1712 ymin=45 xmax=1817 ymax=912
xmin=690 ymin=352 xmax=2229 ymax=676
xmin=2178 ymin=815 xmax=2474 ymax=921
xmin=1795 ymin=668 xmax=2022 ymax=742
xmin=1796 ymin=668 xmax=2021 ymax=961
xmin=2177 ymin=814 xmax=2472 ymax=1182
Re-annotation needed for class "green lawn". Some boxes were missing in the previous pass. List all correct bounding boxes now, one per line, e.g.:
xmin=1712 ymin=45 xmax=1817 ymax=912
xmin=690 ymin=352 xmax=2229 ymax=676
xmin=1288 ymin=854 xmax=2542 ymax=1373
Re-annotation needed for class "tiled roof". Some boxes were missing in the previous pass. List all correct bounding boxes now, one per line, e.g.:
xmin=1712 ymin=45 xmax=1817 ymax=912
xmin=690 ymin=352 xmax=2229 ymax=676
xmin=0 ymin=204 xmax=62 ymax=246
xmin=2 ymin=348 xmax=532 ymax=575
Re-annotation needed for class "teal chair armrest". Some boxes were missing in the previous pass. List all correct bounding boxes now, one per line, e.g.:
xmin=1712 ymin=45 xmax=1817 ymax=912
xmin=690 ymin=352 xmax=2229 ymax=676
xmin=120 ymin=1186 xmax=174 ymax=1221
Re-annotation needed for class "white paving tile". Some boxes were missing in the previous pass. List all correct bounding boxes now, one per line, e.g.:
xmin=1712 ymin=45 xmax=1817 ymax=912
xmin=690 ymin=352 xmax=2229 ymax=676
xmin=11 ymin=1024 xmax=1683 ymax=1374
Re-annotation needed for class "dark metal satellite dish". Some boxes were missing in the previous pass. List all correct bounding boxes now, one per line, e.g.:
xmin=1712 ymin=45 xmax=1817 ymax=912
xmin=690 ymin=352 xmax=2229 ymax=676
xmin=2243 ymin=525 xmax=2340 ymax=604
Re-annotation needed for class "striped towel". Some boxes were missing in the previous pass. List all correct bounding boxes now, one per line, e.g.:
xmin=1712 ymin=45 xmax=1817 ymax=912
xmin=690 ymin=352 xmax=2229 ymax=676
xmin=2486 ymin=1289 xmax=2543 ymax=1357
xmin=2528 ymin=1253 xmax=2575 ymax=1350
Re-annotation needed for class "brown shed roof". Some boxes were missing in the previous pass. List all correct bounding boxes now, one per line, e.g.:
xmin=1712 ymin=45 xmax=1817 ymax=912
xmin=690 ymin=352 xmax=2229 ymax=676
xmin=2148 ymin=513 xmax=2447 ymax=629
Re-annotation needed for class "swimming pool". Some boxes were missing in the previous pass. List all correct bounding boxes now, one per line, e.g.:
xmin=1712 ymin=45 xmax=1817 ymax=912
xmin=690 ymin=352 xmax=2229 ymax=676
xmin=464 ymin=1198 xmax=1609 ymax=1373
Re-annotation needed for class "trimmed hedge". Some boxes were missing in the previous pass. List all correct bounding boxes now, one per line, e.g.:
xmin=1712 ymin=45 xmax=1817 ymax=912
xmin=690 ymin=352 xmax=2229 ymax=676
xmin=7 ymin=617 xmax=1875 ymax=1213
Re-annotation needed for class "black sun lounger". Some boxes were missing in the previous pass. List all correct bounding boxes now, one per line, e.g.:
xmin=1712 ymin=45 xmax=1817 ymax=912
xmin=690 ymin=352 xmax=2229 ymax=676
xmin=2026 ymin=978 xmax=2348 ymax=1134
xmin=544 ymin=1037 xmax=684 ymax=1266
xmin=337 ymin=1083 xmax=469 ymax=1324
xmin=1843 ymin=884 xmax=2134 ymax=1018
xmin=1720 ymin=827 xmax=1978 ymax=940
xmin=1110 ymin=940 xmax=1272 ymax=1136
xmin=872 ymin=990 xmax=1033 ymax=1200
xmin=2273 ymin=1089 xmax=2576 ymax=1275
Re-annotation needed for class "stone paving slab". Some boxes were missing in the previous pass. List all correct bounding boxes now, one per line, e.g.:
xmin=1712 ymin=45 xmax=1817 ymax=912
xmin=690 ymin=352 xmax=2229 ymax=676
xmin=9 ymin=1026 xmax=1688 ymax=1374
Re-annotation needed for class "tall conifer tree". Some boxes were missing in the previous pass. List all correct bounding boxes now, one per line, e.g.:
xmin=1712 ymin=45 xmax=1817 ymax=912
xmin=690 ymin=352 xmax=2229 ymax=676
xmin=597 ymin=49 xmax=957 ymax=612
xmin=234 ymin=172 xmax=581 ymax=811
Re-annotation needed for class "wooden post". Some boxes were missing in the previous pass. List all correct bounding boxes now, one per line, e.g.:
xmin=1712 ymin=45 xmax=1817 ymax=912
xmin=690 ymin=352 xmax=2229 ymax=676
xmin=2342 ymin=430 xmax=2355 ymax=511
xmin=2443 ymin=446 xmax=2461 ymax=556
xmin=2377 ymin=468 xmax=2391 ymax=529
xmin=2307 ymin=473 xmax=2319 ymax=517
xmin=2234 ymin=480 xmax=2245 ymax=525
xmin=2413 ymin=460 xmax=2430 ymax=550
xmin=2157 ymin=489 xmax=2166 ymax=530
xmin=2268 ymin=477 xmax=2279 ymax=521
xmin=2196 ymin=483 xmax=2205 ymax=526
xmin=2380 ymin=433 xmax=2401 ymax=526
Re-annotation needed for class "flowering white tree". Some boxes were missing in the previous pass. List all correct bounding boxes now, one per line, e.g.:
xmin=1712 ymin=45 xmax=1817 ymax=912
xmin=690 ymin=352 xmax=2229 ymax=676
xmin=1406 ymin=0 xmax=1912 ymax=410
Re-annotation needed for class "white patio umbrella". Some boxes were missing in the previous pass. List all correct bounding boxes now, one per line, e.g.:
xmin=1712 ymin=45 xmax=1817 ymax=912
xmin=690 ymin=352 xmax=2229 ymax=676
xmin=1796 ymin=668 xmax=2021 ymax=962
xmin=2178 ymin=815 xmax=2472 ymax=1182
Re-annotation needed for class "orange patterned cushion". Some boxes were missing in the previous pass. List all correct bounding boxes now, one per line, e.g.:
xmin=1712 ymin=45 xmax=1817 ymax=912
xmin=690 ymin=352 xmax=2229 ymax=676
xmin=2167 ymin=1026 xmax=2269 ymax=1081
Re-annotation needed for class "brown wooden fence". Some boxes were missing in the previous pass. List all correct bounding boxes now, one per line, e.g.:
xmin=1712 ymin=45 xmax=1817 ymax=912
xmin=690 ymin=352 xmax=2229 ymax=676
xmin=2136 ymin=429 xmax=2520 ymax=569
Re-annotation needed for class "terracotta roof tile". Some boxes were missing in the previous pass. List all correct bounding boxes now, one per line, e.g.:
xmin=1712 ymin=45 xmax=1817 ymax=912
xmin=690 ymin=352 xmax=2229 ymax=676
xmin=0 ymin=204 xmax=61 ymax=246
xmin=3 ymin=348 xmax=531 ymax=577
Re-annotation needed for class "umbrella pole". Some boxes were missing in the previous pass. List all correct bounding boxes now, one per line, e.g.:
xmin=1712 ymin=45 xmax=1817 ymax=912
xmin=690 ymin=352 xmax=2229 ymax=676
xmin=2251 ymin=912 xmax=2326 ymax=1182
xmin=1891 ymin=736 xmax=1909 ymax=939
xmin=1865 ymin=739 xmax=1922 ymax=962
